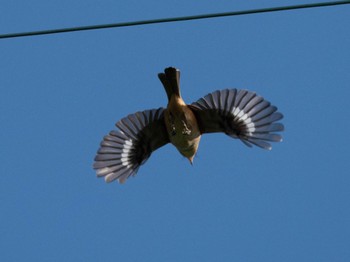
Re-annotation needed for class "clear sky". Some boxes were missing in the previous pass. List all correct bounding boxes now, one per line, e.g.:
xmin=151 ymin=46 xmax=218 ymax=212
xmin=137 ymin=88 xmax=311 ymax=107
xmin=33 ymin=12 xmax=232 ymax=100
xmin=1 ymin=1 xmax=349 ymax=261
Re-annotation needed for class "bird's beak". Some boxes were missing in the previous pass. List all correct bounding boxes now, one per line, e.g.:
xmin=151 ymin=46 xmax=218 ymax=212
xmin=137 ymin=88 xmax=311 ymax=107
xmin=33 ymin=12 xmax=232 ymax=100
xmin=187 ymin=156 xmax=194 ymax=165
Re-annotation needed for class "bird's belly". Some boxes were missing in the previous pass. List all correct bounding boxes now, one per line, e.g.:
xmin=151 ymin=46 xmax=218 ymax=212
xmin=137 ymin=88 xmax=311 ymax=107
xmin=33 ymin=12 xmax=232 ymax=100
xmin=170 ymin=132 xmax=194 ymax=149
xmin=169 ymin=126 xmax=201 ymax=158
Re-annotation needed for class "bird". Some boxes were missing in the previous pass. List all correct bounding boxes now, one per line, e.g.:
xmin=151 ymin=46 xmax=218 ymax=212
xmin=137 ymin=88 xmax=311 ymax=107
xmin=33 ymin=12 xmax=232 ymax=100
xmin=93 ymin=67 xmax=284 ymax=184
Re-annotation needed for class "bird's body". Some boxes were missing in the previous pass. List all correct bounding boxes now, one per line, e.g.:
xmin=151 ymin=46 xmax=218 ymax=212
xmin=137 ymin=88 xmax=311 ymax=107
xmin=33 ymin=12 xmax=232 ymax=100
xmin=94 ymin=67 xmax=284 ymax=183
xmin=164 ymin=96 xmax=201 ymax=162
xmin=161 ymin=68 xmax=201 ymax=163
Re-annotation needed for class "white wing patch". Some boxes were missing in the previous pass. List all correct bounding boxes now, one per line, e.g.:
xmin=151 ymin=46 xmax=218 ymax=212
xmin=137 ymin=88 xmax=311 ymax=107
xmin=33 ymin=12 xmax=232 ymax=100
xmin=121 ymin=139 xmax=133 ymax=167
xmin=231 ymin=107 xmax=256 ymax=134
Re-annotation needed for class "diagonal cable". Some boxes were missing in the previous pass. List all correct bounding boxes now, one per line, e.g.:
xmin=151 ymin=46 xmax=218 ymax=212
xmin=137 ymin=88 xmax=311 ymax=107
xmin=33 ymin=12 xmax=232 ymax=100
xmin=0 ymin=1 xmax=349 ymax=39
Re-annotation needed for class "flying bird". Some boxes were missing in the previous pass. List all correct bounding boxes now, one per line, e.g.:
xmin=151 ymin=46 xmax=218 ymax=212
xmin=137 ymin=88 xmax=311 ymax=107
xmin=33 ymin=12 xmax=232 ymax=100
xmin=94 ymin=67 xmax=284 ymax=183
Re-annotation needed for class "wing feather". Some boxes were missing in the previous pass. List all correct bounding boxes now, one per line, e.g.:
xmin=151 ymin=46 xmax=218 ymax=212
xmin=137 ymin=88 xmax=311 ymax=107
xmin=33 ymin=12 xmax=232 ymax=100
xmin=94 ymin=108 xmax=169 ymax=183
xmin=190 ymin=89 xmax=284 ymax=150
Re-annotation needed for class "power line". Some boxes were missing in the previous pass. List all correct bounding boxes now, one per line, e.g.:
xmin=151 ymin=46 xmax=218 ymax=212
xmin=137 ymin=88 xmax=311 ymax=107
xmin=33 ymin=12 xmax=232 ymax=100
xmin=1 ymin=1 xmax=349 ymax=39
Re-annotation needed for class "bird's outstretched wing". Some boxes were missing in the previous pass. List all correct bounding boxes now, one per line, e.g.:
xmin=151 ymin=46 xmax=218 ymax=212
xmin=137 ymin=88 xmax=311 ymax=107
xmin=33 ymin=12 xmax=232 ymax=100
xmin=189 ymin=89 xmax=284 ymax=150
xmin=93 ymin=108 xmax=169 ymax=183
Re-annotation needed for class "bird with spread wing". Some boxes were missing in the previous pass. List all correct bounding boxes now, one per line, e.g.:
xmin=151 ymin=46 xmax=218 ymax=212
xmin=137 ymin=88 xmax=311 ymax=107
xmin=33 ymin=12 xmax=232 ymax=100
xmin=93 ymin=67 xmax=284 ymax=183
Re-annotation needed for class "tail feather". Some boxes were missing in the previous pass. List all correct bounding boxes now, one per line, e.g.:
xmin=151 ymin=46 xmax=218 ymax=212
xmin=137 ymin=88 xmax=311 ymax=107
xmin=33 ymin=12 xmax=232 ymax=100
xmin=158 ymin=67 xmax=181 ymax=100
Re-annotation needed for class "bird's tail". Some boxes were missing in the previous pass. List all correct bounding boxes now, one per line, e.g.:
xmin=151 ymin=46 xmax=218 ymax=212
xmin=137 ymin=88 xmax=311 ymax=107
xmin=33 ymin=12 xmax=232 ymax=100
xmin=158 ymin=67 xmax=181 ymax=101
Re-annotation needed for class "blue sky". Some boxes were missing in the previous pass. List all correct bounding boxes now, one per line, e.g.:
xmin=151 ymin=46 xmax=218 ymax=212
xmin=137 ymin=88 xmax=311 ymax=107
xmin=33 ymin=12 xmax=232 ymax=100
xmin=1 ymin=1 xmax=350 ymax=261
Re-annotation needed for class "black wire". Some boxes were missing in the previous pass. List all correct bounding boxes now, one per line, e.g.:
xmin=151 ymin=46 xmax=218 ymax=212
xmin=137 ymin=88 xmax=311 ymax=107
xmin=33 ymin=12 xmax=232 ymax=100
xmin=1 ymin=1 xmax=349 ymax=39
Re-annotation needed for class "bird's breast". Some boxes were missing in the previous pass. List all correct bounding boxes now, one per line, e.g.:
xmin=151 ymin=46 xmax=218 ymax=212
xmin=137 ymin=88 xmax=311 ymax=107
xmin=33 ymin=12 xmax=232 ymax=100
xmin=164 ymin=99 xmax=201 ymax=157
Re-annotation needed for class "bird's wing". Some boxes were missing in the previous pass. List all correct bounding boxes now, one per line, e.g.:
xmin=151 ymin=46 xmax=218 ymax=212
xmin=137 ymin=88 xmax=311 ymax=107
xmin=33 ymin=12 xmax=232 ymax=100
xmin=189 ymin=89 xmax=284 ymax=150
xmin=93 ymin=108 xmax=169 ymax=183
